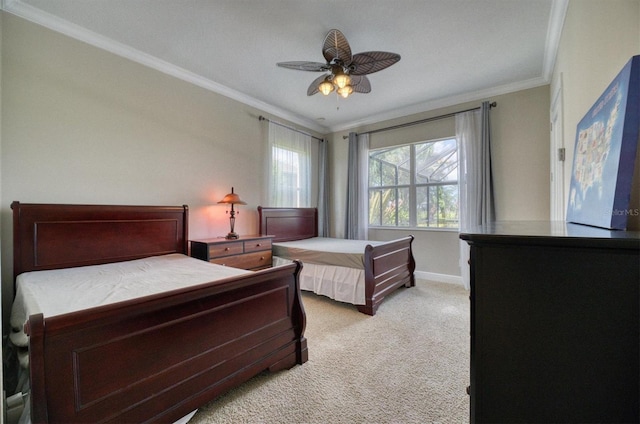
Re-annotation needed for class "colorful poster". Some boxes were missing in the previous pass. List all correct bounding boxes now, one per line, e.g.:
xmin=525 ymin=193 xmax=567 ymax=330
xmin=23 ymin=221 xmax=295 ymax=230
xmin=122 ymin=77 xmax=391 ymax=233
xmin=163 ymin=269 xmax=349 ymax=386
xmin=567 ymin=55 xmax=640 ymax=229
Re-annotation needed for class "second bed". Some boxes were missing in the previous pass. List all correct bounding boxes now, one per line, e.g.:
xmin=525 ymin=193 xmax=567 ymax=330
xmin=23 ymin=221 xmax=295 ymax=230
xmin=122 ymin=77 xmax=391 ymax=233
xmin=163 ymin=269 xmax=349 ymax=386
xmin=258 ymin=207 xmax=415 ymax=315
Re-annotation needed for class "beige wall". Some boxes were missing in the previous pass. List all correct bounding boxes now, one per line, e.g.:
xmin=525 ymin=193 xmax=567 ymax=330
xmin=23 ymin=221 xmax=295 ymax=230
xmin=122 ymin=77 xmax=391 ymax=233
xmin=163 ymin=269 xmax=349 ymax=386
xmin=552 ymin=0 xmax=640 ymax=229
xmin=0 ymin=14 xmax=322 ymax=317
xmin=329 ymin=85 xmax=551 ymax=277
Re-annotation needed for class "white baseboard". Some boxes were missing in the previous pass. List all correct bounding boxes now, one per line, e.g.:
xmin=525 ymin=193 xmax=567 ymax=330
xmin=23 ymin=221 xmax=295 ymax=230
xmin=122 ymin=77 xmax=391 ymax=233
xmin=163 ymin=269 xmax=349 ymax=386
xmin=415 ymin=271 xmax=463 ymax=286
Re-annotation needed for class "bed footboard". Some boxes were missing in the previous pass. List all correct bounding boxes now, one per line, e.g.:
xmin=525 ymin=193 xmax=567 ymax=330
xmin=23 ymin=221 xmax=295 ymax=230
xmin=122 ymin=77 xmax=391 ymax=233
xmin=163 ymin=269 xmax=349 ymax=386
xmin=27 ymin=262 xmax=306 ymax=424
xmin=358 ymin=235 xmax=415 ymax=316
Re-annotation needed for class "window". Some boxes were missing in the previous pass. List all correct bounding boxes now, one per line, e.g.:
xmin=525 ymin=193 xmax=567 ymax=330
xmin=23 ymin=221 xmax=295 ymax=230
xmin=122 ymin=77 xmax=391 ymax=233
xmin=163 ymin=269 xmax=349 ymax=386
xmin=267 ymin=124 xmax=311 ymax=207
xmin=271 ymin=146 xmax=308 ymax=206
xmin=368 ymin=138 xmax=458 ymax=228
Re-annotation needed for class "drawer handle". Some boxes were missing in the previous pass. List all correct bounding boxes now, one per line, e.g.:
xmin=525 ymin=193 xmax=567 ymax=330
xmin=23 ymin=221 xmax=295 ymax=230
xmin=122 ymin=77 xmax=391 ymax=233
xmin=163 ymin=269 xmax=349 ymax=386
xmin=224 ymin=247 xmax=230 ymax=251
xmin=260 ymin=256 xmax=265 ymax=260
xmin=256 ymin=243 xmax=261 ymax=247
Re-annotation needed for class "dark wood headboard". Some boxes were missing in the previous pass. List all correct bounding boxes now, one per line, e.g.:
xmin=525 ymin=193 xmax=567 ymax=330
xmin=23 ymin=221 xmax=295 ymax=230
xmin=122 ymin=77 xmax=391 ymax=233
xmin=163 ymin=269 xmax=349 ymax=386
xmin=258 ymin=207 xmax=318 ymax=242
xmin=12 ymin=202 xmax=188 ymax=279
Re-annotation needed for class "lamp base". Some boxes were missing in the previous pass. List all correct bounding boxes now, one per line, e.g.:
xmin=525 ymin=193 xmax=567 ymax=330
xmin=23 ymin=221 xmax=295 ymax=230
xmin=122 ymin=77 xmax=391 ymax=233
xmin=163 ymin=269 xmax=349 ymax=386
xmin=225 ymin=232 xmax=240 ymax=240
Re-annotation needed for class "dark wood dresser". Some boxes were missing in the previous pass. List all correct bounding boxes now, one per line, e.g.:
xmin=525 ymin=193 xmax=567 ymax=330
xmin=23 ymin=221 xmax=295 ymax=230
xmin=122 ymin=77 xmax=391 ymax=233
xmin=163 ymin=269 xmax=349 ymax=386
xmin=460 ymin=221 xmax=640 ymax=423
xmin=190 ymin=235 xmax=273 ymax=270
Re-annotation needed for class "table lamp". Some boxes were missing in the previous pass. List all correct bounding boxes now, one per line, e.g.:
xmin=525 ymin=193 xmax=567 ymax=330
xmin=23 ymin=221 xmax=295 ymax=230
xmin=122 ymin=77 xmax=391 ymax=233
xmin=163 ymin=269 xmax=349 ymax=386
xmin=217 ymin=187 xmax=247 ymax=239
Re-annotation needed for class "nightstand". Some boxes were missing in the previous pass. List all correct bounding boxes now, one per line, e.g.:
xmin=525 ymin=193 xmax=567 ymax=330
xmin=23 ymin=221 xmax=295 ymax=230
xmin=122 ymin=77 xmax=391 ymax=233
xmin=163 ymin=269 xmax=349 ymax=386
xmin=190 ymin=235 xmax=273 ymax=270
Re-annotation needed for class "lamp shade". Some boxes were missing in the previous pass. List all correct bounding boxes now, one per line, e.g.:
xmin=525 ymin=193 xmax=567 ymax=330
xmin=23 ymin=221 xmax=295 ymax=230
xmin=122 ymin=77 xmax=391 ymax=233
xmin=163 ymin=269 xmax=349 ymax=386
xmin=337 ymin=85 xmax=353 ymax=98
xmin=333 ymin=72 xmax=351 ymax=89
xmin=217 ymin=187 xmax=247 ymax=205
xmin=318 ymin=79 xmax=335 ymax=95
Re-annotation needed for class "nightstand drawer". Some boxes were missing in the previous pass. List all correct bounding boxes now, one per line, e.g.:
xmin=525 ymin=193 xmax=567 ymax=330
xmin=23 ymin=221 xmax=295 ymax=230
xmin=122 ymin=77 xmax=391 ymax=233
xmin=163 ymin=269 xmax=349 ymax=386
xmin=210 ymin=251 xmax=272 ymax=269
xmin=208 ymin=241 xmax=243 ymax=257
xmin=244 ymin=238 xmax=272 ymax=253
xmin=190 ymin=235 xmax=274 ymax=271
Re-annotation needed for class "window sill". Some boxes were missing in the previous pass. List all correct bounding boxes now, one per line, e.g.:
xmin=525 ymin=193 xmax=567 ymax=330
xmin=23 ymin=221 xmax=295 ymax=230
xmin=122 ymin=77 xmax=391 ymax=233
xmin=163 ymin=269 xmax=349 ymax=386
xmin=369 ymin=226 xmax=460 ymax=233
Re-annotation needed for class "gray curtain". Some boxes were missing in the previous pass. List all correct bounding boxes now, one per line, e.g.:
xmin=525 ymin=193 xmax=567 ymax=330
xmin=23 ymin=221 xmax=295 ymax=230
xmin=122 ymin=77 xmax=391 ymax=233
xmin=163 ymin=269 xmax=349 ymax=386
xmin=480 ymin=101 xmax=495 ymax=222
xmin=345 ymin=132 xmax=369 ymax=240
xmin=317 ymin=139 xmax=330 ymax=237
xmin=457 ymin=100 xmax=494 ymax=289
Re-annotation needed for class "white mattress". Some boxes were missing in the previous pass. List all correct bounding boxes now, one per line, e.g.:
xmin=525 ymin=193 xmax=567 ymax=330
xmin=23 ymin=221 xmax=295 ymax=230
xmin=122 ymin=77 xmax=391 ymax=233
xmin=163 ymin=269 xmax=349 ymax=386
xmin=10 ymin=254 xmax=249 ymax=349
xmin=272 ymin=237 xmax=384 ymax=269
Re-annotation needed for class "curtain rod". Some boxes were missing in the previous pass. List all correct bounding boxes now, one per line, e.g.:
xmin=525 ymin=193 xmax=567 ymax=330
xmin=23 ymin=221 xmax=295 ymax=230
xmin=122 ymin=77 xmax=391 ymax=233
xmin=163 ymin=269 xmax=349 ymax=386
xmin=258 ymin=116 xmax=324 ymax=142
xmin=342 ymin=101 xmax=497 ymax=139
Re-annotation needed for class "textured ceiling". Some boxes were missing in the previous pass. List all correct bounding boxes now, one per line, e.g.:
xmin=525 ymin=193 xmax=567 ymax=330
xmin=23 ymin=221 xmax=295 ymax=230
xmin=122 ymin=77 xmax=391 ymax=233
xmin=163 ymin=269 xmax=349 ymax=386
xmin=4 ymin=0 xmax=567 ymax=133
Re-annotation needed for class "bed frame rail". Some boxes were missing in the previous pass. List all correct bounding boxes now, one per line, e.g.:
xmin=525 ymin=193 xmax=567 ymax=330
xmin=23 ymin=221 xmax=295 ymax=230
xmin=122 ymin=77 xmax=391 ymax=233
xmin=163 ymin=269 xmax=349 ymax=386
xmin=359 ymin=235 xmax=415 ymax=315
xmin=27 ymin=262 xmax=306 ymax=424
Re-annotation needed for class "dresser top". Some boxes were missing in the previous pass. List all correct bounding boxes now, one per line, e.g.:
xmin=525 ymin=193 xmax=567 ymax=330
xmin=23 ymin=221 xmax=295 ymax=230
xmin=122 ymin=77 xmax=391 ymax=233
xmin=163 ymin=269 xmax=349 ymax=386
xmin=460 ymin=221 xmax=640 ymax=250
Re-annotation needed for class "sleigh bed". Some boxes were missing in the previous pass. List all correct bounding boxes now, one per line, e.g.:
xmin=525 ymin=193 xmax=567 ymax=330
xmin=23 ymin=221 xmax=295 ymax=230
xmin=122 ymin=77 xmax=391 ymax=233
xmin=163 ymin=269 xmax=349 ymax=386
xmin=258 ymin=207 xmax=415 ymax=316
xmin=9 ymin=202 xmax=307 ymax=424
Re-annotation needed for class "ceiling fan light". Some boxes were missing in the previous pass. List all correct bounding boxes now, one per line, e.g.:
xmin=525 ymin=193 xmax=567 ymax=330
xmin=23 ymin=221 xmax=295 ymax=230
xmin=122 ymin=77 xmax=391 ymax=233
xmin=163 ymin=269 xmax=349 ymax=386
xmin=337 ymin=85 xmax=353 ymax=98
xmin=334 ymin=72 xmax=351 ymax=89
xmin=318 ymin=80 xmax=335 ymax=95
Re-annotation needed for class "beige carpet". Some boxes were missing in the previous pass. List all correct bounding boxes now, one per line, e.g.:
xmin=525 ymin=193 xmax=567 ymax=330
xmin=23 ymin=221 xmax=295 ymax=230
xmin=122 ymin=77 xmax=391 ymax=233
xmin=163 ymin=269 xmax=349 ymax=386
xmin=189 ymin=280 xmax=470 ymax=424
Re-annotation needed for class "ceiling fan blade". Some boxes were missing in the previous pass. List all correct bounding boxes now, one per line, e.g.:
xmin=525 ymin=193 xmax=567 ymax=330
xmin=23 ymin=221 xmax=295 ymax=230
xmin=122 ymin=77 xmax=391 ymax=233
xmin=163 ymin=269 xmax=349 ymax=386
xmin=349 ymin=51 xmax=401 ymax=75
xmin=307 ymin=74 xmax=329 ymax=96
xmin=351 ymin=75 xmax=371 ymax=93
xmin=277 ymin=61 xmax=331 ymax=72
xmin=322 ymin=29 xmax=352 ymax=65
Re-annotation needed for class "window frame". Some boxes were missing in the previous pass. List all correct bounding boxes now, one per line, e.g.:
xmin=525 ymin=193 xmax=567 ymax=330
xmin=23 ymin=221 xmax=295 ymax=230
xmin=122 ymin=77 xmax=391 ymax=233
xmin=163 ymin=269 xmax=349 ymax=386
xmin=267 ymin=125 xmax=312 ymax=208
xmin=270 ymin=144 xmax=308 ymax=207
xmin=368 ymin=136 xmax=459 ymax=231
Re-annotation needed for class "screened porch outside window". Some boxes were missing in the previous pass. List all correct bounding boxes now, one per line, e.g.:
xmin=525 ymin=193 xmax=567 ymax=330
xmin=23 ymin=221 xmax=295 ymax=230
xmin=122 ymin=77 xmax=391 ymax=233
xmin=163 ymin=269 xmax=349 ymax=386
xmin=368 ymin=138 xmax=459 ymax=229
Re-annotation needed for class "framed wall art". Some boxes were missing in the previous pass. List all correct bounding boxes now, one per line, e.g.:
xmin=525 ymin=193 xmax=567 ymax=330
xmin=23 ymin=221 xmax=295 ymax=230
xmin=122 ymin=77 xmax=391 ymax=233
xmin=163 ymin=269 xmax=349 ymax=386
xmin=567 ymin=55 xmax=640 ymax=230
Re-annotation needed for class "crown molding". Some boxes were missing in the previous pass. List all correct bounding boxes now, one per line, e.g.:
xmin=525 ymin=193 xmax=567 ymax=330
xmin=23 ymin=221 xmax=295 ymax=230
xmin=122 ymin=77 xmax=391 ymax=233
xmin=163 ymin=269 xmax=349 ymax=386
xmin=542 ymin=0 xmax=569 ymax=80
xmin=0 ymin=0 xmax=329 ymax=134
xmin=331 ymin=0 xmax=567 ymax=133
xmin=329 ymin=76 xmax=549 ymax=133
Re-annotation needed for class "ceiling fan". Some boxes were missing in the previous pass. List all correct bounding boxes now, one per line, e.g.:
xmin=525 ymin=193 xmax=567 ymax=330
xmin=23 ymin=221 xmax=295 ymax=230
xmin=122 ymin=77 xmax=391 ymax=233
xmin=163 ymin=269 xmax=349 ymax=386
xmin=277 ymin=29 xmax=401 ymax=99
